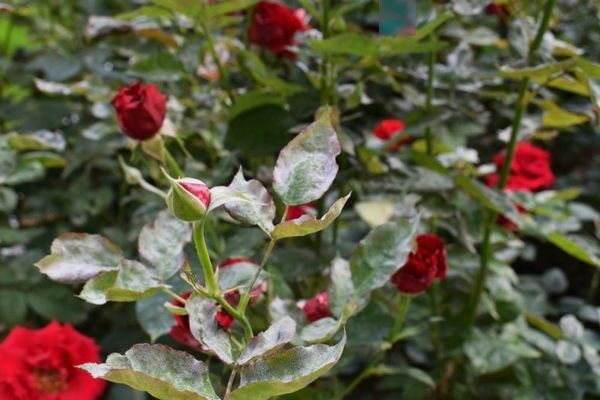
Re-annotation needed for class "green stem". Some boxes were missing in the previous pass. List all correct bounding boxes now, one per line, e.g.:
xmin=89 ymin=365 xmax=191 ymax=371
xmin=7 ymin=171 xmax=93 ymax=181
xmin=336 ymin=294 xmax=411 ymax=400
xmin=424 ymin=36 xmax=436 ymax=156
xmin=466 ymin=0 xmax=556 ymax=328
xmin=193 ymin=220 xmax=220 ymax=296
xmin=162 ymin=287 xmax=188 ymax=304
xmin=237 ymin=207 xmax=287 ymax=314
xmin=320 ymin=0 xmax=332 ymax=105
xmin=199 ymin=2 xmax=235 ymax=104
xmin=163 ymin=144 xmax=184 ymax=178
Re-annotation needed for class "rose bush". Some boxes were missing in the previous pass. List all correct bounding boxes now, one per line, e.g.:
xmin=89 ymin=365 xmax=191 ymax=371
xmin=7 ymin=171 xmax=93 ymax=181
xmin=3 ymin=1 xmax=600 ymax=400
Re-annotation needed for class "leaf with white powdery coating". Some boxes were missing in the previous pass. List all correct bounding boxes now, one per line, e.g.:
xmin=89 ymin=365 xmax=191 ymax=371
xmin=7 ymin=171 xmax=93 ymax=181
xmin=237 ymin=317 xmax=296 ymax=365
xmin=187 ymin=294 xmax=235 ymax=364
xmin=273 ymin=111 xmax=341 ymax=206
xmin=80 ymin=344 xmax=220 ymax=400
xmin=227 ymin=333 xmax=346 ymax=400
xmin=79 ymin=260 xmax=164 ymax=305
xmin=272 ymin=194 xmax=350 ymax=240
xmin=223 ymin=168 xmax=276 ymax=235
xmin=35 ymin=233 xmax=123 ymax=284
xmin=350 ymin=216 xmax=420 ymax=296
xmin=139 ymin=210 xmax=191 ymax=281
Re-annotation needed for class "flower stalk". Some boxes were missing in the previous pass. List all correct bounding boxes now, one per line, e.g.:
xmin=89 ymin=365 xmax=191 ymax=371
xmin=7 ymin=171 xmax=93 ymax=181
xmin=465 ymin=0 xmax=557 ymax=327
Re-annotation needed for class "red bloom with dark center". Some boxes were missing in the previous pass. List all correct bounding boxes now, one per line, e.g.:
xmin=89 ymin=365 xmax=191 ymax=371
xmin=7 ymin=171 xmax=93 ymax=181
xmin=302 ymin=292 xmax=332 ymax=323
xmin=249 ymin=1 xmax=308 ymax=59
xmin=0 ymin=322 xmax=105 ymax=400
xmin=286 ymin=203 xmax=317 ymax=221
xmin=372 ymin=119 xmax=412 ymax=150
xmin=497 ymin=203 xmax=528 ymax=231
xmin=485 ymin=142 xmax=555 ymax=192
xmin=112 ymin=82 xmax=166 ymax=141
xmin=391 ymin=234 xmax=448 ymax=294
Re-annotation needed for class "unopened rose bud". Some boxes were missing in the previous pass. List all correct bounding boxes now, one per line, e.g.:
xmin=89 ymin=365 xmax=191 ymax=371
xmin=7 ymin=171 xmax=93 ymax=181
xmin=166 ymin=177 xmax=211 ymax=221
xmin=112 ymin=82 xmax=166 ymax=141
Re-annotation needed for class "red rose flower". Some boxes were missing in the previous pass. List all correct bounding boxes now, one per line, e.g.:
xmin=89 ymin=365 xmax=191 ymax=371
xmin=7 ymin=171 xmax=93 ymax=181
xmin=249 ymin=1 xmax=309 ymax=59
xmin=112 ymin=82 xmax=166 ymax=141
xmin=302 ymin=292 xmax=332 ymax=323
xmin=178 ymin=179 xmax=211 ymax=209
xmin=0 ymin=322 xmax=105 ymax=400
xmin=485 ymin=142 xmax=555 ymax=192
xmin=485 ymin=3 xmax=510 ymax=18
xmin=391 ymin=234 xmax=448 ymax=294
xmin=286 ymin=203 xmax=317 ymax=221
xmin=169 ymin=291 xmax=206 ymax=351
xmin=372 ymin=119 xmax=413 ymax=150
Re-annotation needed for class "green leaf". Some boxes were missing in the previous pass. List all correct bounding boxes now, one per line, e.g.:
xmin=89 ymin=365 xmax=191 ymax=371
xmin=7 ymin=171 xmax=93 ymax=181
xmin=355 ymin=199 xmax=395 ymax=228
xmin=414 ymin=12 xmax=453 ymax=40
xmin=237 ymin=317 xmax=296 ymax=365
xmin=227 ymin=334 xmax=346 ymax=400
xmin=136 ymin=291 xmax=175 ymax=342
xmin=21 ymin=151 xmax=66 ymax=168
xmin=273 ymin=111 xmax=341 ymax=206
xmin=80 ymin=344 xmax=220 ymax=400
xmin=540 ymin=100 xmax=590 ymax=128
xmin=465 ymin=329 xmax=540 ymax=375
xmin=223 ymin=168 xmax=276 ymax=235
xmin=0 ymin=187 xmax=17 ymax=213
xmin=310 ymin=33 xmax=379 ymax=57
xmin=150 ymin=0 xmax=203 ymax=17
xmin=35 ymin=233 xmax=123 ymax=284
xmin=218 ymin=259 xmax=266 ymax=292
xmin=350 ymin=216 xmax=420 ymax=296
xmin=227 ymin=91 xmax=284 ymax=121
xmin=79 ymin=260 xmax=164 ymax=305
xmin=576 ymin=57 xmax=600 ymax=79
xmin=6 ymin=130 xmax=65 ymax=151
xmin=272 ymin=194 xmax=350 ymax=240
xmin=300 ymin=318 xmax=341 ymax=343
xmin=454 ymin=175 xmax=521 ymax=219
xmin=207 ymin=0 xmax=259 ymax=17
xmin=27 ymin=285 xmax=88 ymax=323
xmin=329 ymin=257 xmax=366 ymax=320
xmin=225 ymin=104 xmax=295 ymax=157
xmin=0 ymin=290 xmax=27 ymax=327
xmin=546 ymin=233 xmax=600 ymax=269
xmin=187 ymin=294 xmax=234 ymax=364
xmin=138 ymin=210 xmax=192 ymax=281
xmin=241 ymin=51 xmax=304 ymax=96
xmin=499 ymin=60 xmax=576 ymax=82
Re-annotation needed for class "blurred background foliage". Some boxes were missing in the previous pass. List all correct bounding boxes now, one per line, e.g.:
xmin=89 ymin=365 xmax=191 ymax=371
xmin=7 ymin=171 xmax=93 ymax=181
xmin=3 ymin=0 xmax=600 ymax=398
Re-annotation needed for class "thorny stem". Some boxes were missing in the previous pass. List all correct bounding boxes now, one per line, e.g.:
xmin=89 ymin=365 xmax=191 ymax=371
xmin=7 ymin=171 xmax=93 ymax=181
xmin=237 ymin=207 xmax=288 ymax=314
xmin=466 ymin=0 xmax=556 ymax=328
xmin=162 ymin=287 xmax=188 ymax=305
xmin=225 ymin=368 xmax=237 ymax=397
xmin=336 ymin=294 xmax=411 ymax=400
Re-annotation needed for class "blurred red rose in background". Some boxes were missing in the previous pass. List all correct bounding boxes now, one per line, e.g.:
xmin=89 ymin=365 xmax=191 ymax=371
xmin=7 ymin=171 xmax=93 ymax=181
xmin=0 ymin=322 xmax=105 ymax=400
xmin=249 ymin=1 xmax=309 ymax=59
xmin=303 ymin=292 xmax=332 ymax=322
xmin=112 ymin=82 xmax=166 ymax=141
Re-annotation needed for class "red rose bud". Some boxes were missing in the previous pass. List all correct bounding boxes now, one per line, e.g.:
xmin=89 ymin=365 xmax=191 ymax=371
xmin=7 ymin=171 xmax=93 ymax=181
xmin=218 ymin=258 xmax=266 ymax=305
xmin=249 ymin=1 xmax=309 ymax=59
xmin=391 ymin=234 xmax=448 ymax=294
xmin=485 ymin=142 xmax=555 ymax=192
xmin=166 ymin=177 xmax=211 ymax=221
xmin=0 ymin=322 xmax=106 ymax=400
xmin=112 ymin=82 xmax=167 ymax=141
xmin=302 ymin=292 xmax=333 ymax=323
xmin=169 ymin=291 xmax=207 ymax=351
xmin=372 ymin=119 xmax=412 ymax=150
xmin=286 ymin=203 xmax=317 ymax=221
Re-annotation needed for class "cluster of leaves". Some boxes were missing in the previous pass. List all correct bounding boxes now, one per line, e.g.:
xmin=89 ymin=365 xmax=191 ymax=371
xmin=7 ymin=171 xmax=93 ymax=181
xmin=3 ymin=0 xmax=600 ymax=399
